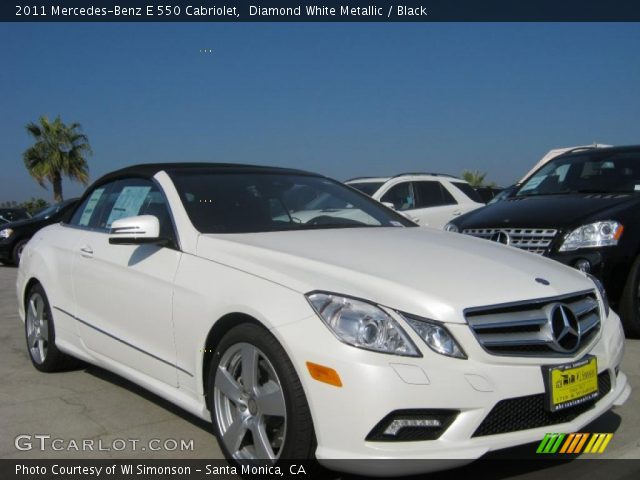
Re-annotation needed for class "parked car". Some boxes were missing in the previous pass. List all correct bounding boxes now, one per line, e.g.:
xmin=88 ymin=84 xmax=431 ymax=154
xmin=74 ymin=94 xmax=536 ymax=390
xmin=0 ymin=207 xmax=30 ymax=224
xmin=0 ymin=199 xmax=78 ymax=265
xmin=446 ymin=145 xmax=640 ymax=337
xmin=345 ymin=173 xmax=484 ymax=229
xmin=17 ymin=163 xmax=629 ymax=474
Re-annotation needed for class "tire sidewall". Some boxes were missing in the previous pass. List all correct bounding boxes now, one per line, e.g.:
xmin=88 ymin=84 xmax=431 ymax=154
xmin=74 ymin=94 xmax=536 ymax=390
xmin=25 ymin=284 xmax=58 ymax=372
xmin=12 ymin=239 xmax=28 ymax=266
xmin=621 ymin=256 xmax=640 ymax=337
xmin=207 ymin=323 xmax=314 ymax=461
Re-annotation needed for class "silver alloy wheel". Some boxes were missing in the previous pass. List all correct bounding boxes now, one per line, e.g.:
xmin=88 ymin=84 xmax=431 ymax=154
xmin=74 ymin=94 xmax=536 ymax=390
xmin=213 ymin=342 xmax=287 ymax=461
xmin=26 ymin=293 xmax=48 ymax=364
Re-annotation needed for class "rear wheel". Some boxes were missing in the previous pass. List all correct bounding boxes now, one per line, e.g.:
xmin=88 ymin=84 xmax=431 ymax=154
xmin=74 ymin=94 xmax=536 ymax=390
xmin=208 ymin=323 xmax=315 ymax=462
xmin=25 ymin=284 xmax=80 ymax=372
xmin=620 ymin=255 xmax=640 ymax=338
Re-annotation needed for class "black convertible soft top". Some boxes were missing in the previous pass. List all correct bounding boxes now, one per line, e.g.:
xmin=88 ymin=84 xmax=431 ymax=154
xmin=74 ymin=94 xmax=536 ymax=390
xmin=91 ymin=162 xmax=319 ymax=187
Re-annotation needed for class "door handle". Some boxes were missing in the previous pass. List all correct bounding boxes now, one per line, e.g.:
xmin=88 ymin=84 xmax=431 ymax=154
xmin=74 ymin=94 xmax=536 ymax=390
xmin=79 ymin=246 xmax=94 ymax=258
xmin=452 ymin=211 xmax=462 ymax=216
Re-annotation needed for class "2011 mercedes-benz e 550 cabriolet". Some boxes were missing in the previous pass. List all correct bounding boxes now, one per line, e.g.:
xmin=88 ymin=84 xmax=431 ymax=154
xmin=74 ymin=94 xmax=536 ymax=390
xmin=17 ymin=163 xmax=630 ymax=475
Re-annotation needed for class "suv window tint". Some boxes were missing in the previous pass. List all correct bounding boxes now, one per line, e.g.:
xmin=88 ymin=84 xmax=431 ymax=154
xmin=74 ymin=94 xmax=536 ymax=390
xmin=349 ymin=181 xmax=384 ymax=196
xmin=451 ymin=182 xmax=483 ymax=203
xmin=414 ymin=181 xmax=457 ymax=208
xmin=380 ymin=182 xmax=416 ymax=211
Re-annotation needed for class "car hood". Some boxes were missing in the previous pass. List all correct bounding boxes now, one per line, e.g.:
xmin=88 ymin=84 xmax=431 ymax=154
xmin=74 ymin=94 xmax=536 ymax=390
xmin=196 ymin=227 xmax=593 ymax=324
xmin=456 ymin=193 xmax=636 ymax=229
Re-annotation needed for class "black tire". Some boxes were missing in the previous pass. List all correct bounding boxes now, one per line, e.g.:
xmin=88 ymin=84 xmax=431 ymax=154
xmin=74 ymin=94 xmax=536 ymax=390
xmin=207 ymin=323 xmax=315 ymax=462
xmin=25 ymin=284 xmax=80 ymax=372
xmin=620 ymin=255 xmax=640 ymax=338
xmin=11 ymin=238 xmax=29 ymax=266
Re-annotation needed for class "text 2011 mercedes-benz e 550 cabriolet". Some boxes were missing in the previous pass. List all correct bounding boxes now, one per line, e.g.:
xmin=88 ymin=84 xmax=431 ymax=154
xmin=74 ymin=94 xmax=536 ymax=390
xmin=17 ymin=163 xmax=630 ymax=475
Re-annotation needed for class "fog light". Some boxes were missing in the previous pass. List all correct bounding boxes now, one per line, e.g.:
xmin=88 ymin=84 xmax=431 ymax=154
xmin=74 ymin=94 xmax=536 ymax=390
xmin=574 ymin=258 xmax=591 ymax=273
xmin=383 ymin=418 xmax=442 ymax=436
xmin=366 ymin=409 xmax=458 ymax=442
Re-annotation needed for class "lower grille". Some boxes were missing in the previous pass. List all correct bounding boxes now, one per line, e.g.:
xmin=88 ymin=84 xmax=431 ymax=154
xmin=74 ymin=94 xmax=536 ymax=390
xmin=462 ymin=227 xmax=557 ymax=255
xmin=472 ymin=371 xmax=612 ymax=437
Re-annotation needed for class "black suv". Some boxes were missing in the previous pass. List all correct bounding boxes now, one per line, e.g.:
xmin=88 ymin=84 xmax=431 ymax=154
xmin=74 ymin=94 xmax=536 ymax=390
xmin=447 ymin=145 xmax=640 ymax=336
xmin=0 ymin=199 xmax=78 ymax=265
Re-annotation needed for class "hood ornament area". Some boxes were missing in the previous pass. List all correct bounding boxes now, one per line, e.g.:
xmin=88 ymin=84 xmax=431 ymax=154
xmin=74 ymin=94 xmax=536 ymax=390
xmin=490 ymin=230 xmax=511 ymax=246
xmin=547 ymin=303 xmax=581 ymax=353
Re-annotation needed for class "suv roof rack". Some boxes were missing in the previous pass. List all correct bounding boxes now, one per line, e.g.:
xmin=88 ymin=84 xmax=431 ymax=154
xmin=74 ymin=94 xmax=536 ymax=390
xmin=346 ymin=172 xmax=461 ymax=183
xmin=345 ymin=176 xmax=387 ymax=182
xmin=391 ymin=172 xmax=460 ymax=179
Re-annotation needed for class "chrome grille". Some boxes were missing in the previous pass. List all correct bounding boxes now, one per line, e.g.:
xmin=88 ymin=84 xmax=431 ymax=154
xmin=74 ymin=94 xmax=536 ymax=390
xmin=462 ymin=228 xmax=558 ymax=255
xmin=465 ymin=291 xmax=600 ymax=357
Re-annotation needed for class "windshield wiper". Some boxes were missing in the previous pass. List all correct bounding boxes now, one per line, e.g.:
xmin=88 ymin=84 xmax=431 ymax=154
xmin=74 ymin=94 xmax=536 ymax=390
xmin=572 ymin=189 xmax=629 ymax=194
xmin=296 ymin=223 xmax=375 ymax=230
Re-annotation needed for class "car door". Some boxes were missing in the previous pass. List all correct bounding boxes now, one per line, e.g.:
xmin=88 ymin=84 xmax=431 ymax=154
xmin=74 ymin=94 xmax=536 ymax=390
xmin=70 ymin=177 xmax=182 ymax=386
xmin=411 ymin=181 xmax=459 ymax=228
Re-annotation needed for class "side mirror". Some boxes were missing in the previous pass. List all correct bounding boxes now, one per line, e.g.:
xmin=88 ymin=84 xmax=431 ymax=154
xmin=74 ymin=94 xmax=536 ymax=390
xmin=382 ymin=201 xmax=396 ymax=210
xmin=109 ymin=215 xmax=163 ymax=245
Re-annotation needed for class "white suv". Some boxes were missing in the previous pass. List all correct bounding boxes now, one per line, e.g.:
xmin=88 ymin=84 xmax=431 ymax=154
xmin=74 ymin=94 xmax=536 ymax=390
xmin=346 ymin=173 xmax=484 ymax=229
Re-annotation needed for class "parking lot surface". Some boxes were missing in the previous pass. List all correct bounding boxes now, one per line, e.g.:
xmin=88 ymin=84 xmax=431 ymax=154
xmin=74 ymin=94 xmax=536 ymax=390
xmin=0 ymin=265 xmax=637 ymax=472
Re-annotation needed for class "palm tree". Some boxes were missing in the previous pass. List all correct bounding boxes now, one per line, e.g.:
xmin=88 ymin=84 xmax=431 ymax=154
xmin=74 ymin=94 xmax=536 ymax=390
xmin=23 ymin=115 xmax=91 ymax=202
xmin=462 ymin=169 xmax=488 ymax=188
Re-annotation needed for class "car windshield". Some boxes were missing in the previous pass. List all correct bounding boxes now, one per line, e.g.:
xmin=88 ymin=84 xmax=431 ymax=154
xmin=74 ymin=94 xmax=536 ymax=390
xmin=0 ymin=210 xmax=30 ymax=222
xmin=517 ymin=151 xmax=640 ymax=197
xmin=170 ymin=172 xmax=415 ymax=233
xmin=33 ymin=204 xmax=60 ymax=219
xmin=347 ymin=181 xmax=385 ymax=196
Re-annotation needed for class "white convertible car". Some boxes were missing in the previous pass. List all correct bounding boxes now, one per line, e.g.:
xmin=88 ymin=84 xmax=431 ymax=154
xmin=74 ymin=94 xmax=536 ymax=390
xmin=17 ymin=163 xmax=630 ymax=475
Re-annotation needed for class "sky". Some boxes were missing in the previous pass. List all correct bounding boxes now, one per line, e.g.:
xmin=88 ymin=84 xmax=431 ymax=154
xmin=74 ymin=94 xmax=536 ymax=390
xmin=1 ymin=22 xmax=640 ymax=203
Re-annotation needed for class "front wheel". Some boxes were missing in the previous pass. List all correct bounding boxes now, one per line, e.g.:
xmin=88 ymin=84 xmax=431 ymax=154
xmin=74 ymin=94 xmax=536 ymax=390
xmin=620 ymin=255 xmax=640 ymax=338
xmin=207 ymin=323 xmax=315 ymax=461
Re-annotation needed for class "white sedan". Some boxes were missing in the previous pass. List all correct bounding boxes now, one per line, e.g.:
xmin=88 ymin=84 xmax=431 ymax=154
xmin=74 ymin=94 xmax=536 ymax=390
xmin=17 ymin=163 xmax=630 ymax=475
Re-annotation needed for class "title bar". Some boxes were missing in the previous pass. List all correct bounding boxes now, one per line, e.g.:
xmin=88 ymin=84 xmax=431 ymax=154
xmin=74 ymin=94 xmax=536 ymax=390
xmin=4 ymin=1 xmax=640 ymax=22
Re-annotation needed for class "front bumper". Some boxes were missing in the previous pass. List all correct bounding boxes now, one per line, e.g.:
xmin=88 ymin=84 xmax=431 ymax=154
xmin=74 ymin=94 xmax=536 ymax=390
xmin=273 ymin=308 xmax=629 ymax=475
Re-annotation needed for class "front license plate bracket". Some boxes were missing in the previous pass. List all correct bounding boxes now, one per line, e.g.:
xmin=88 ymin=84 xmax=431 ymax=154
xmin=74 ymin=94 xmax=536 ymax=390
xmin=542 ymin=356 xmax=599 ymax=412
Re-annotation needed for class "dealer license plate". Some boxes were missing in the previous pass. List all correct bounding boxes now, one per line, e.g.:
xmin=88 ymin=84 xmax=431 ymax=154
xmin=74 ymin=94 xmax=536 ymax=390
xmin=543 ymin=356 xmax=599 ymax=412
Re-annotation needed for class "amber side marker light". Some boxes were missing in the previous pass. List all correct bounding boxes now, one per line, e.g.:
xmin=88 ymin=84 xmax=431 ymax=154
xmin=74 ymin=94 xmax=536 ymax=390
xmin=306 ymin=362 xmax=343 ymax=387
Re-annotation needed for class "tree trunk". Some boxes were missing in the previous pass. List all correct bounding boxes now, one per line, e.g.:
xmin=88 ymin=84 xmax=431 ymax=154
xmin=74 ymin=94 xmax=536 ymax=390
xmin=52 ymin=171 xmax=63 ymax=202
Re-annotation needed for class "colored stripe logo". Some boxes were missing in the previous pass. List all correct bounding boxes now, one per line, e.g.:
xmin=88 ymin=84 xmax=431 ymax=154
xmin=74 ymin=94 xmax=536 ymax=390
xmin=537 ymin=433 xmax=613 ymax=454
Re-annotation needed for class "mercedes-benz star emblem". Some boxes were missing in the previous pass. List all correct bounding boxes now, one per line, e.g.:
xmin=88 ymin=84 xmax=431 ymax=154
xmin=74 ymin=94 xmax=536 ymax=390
xmin=548 ymin=303 xmax=581 ymax=353
xmin=490 ymin=230 xmax=511 ymax=246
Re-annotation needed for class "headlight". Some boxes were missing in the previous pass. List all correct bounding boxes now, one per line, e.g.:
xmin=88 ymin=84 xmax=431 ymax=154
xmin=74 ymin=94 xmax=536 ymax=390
xmin=444 ymin=222 xmax=459 ymax=233
xmin=559 ymin=221 xmax=623 ymax=252
xmin=401 ymin=314 xmax=466 ymax=359
xmin=0 ymin=228 xmax=13 ymax=239
xmin=306 ymin=292 xmax=420 ymax=357
xmin=588 ymin=274 xmax=610 ymax=318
